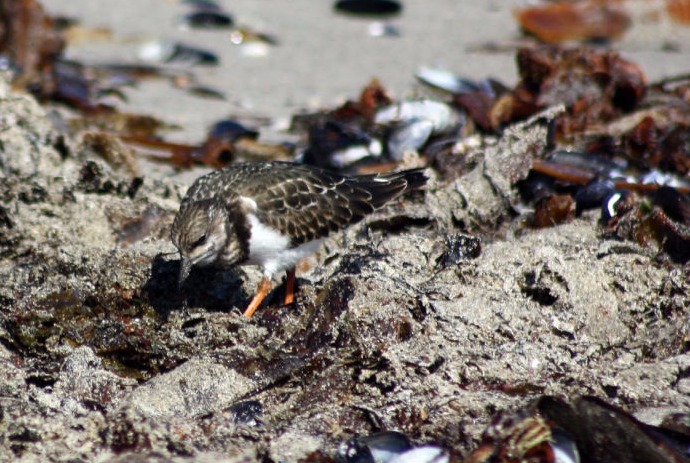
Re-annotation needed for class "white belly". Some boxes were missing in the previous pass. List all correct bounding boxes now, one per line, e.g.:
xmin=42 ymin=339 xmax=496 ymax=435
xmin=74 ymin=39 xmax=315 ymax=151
xmin=245 ymin=214 xmax=324 ymax=277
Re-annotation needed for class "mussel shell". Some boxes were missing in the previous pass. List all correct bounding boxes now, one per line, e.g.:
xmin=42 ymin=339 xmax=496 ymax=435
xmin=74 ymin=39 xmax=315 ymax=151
xmin=416 ymin=67 xmax=471 ymax=95
xmin=304 ymin=120 xmax=381 ymax=169
xmin=139 ymin=41 xmax=219 ymax=66
xmin=168 ymin=43 xmax=219 ymax=65
xmin=551 ymin=427 xmax=581 ymax=463
xmin=337 ymin=431 xmax=412 ymax=463
xmin=180 ymin=11 xmax=234 ymax=29
xmin=227 ymin=399 xmax=263 ymax=426
xmin=537 ymin=396 xmax=689 ymax=463
xmin=364 ymin=431 xmax=412 ymax=463
xmin=208 ymin=120 xmax=259 ymax=142
xmin=574 ymin=179 xmax=615 ymax=215
xmin=375 ymin=100 xmax=459 ymax=134
xmin=518 ymin=172 xmax=556 ymax=203
xmin=330 ymin=142 xmax=382 ymax=168
xmin=388 ymin=446 xmax=449 ymax=463
xmin=182 ymin=0 xmax=222 ymax=11
xmin=386 ymin=118 xmax=434 ymax=160
xmin=548 ymin=150 xmax=627 ymax=178
xmin=334 ymin=0 xmax=402 ymax=17
xmin=653 ymin=186 xmax=690 ymax=225
xmin=601 ymin=191 xmax=628 ymax=223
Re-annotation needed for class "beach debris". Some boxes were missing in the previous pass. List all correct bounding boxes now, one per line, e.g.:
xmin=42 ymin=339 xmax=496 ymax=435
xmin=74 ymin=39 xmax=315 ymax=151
xmin=334 ymin=0 xmax=403 ymax=17
xmin=138 ymin=41 xmax=219 ymax=66
xmin=515 ymin=1 xmax=631 ymax=43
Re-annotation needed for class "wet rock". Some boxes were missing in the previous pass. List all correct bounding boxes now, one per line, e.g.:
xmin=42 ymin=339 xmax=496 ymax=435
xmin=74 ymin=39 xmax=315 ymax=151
xmin=124 ymin=357 xmax=257 ymax=418
xmin=0 ymin=344 xmax=27 ymax=399
xmin=0 ymin=75 xmax=65 ymax=177
xmin=269 ymin=432 xmax=323 ymax=462
xmin=54 ymin=346 xmax=138 ymax=414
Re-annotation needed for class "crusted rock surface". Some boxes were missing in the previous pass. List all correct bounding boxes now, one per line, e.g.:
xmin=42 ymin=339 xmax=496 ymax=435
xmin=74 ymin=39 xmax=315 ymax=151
xmin=0 ymin=77 xmax=688 ymax=462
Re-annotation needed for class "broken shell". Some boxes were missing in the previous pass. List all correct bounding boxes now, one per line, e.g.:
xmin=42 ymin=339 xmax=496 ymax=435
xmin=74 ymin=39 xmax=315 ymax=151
xmin=416 ymin=67 xmax=470 ymax=95
xmin=138 ymin=41 xmax=219 ymax=66
xmin=532 ymin=194 xmax=575 ymax=228
xmin=416 ymin=67 xmax=503 ymax=98
xmin=467 ymin=409 xmax=579 ymax=463
xmin=368 ymin=22 xmax=401 ymax=38
xmin=304 ymin=120 xmax=382 ymax=169
xmin=518 ymin=172 xmax=556 ymax=203
xmin=386 ymin=118 xmax=434 ymax=160
xmin=375 ymin=100 xmax=462 ymax=159
xmin=375 ymin=100 xmax=458 ymax=134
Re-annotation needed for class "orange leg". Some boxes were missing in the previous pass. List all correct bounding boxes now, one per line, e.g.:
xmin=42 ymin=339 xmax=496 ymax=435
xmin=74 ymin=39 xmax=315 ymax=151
xmin=284 ymin=268 xmax=296 ymax=306
xmin=243 ymin=276 xmax=272 ymax=318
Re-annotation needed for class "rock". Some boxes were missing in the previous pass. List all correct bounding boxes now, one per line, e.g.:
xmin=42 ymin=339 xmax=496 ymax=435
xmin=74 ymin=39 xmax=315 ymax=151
xmin=0 ymin=65 xmax=689 ymax=462
xmin=54 ymin=346 xmax=137 ymax=414
xmin=0 ymin=73 xmax=65 ymax=178
xmin=124 ymin=357 xmax=256 ymax=418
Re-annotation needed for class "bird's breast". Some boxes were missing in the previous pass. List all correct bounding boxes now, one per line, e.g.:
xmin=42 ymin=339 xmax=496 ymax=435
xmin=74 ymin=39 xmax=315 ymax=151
xmin=244 ymin=214 xmax=323 ymax=276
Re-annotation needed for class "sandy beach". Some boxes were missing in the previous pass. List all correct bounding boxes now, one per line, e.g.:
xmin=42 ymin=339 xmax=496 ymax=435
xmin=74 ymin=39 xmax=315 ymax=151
xmin=40 ymin=0 xmax=690 ymax=150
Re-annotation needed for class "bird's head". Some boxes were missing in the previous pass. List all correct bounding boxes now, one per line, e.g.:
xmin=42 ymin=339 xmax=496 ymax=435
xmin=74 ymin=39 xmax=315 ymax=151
xmin=171 ymin=198 xmax=229 ymax=287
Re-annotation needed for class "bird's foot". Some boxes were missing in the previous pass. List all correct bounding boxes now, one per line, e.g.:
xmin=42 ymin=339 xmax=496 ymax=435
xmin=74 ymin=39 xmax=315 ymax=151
xmin=243 ymin=276 xmax=273 ymax=318
xmin=283 ymin=268 xmax=296 ymax=306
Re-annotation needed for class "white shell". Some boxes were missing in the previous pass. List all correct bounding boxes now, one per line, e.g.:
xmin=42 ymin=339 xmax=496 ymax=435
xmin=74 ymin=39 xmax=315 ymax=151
xmin=375 ymin=100 xmax=457 ymax=134
xmin=138 ymin=41 xmax=173 ymax=62
xmin=388 ymin=446 xmax=450 ymax=463
xmin=552 ymin=428 xmax=581 ymax=463
xmin=416 ymin=66 xmax=467 ymax=94
xmin=387 ymin=119 xmax=434 ymax=160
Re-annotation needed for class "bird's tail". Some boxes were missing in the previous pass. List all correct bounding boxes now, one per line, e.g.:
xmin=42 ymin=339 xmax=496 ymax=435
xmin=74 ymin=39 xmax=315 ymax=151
xmin=387 ymin=167 xmax=428 ymax=192
xmin=357 ymin=167 xmax=428 ymax=209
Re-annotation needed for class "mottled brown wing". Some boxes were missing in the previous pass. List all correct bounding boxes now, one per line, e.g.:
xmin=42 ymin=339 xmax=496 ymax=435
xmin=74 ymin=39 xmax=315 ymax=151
xmin=227 ymin=162 xmax=424 ymax=246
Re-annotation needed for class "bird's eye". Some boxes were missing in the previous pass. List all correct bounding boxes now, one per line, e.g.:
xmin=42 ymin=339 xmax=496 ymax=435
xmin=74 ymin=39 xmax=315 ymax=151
xmin=192 ymin=234 xmax=207 ymax=248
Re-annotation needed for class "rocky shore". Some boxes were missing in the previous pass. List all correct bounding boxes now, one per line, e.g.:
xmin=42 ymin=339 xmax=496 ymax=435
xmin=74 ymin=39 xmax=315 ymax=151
xmin=1 ymin=71 xmax=689 ymax=461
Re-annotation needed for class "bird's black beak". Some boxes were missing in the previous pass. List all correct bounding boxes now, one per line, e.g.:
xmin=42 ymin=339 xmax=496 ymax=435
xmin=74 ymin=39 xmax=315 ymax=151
xmin=178 ymin=257 xmax=192 ymax=289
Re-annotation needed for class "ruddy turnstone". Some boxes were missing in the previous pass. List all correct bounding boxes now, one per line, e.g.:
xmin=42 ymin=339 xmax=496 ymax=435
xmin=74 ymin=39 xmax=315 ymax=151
xmin=171 ymin=161 xmax=427 ymax=318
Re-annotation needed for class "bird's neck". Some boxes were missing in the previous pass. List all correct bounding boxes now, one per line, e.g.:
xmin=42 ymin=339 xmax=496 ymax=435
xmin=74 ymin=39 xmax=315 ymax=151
xmin=219 ymin=198 xmax=252 ymax=265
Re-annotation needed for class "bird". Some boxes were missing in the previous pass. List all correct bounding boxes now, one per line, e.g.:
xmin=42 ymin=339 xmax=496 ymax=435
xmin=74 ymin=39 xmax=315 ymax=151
xmin=171 ymin=161 xmax=427 ymax=318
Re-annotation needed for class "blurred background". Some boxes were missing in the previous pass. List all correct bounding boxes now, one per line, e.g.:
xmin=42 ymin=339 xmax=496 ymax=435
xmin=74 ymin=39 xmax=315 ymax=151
xmin=38 ymin=0 xmax=690 ymax=146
